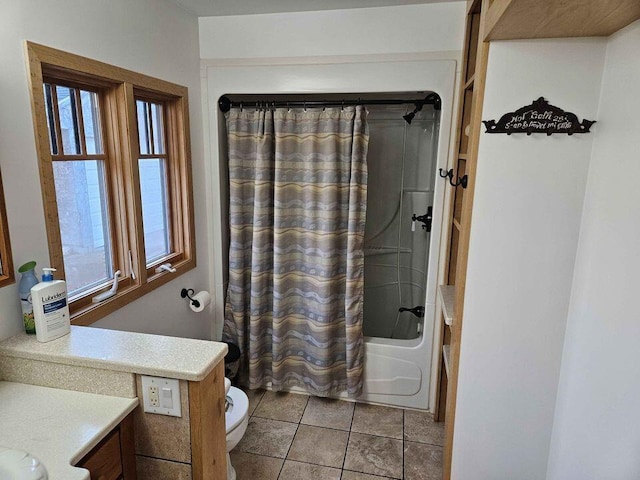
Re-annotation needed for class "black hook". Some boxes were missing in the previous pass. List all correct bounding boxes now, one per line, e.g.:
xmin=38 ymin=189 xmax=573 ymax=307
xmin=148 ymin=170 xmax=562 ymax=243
xmin=180 ymin=288 xmax=200 ymax=308
xmin=439 ymin=168 xmax=453 ymax=180
xmin=450 ymin=174 xmax=468 ymax=189
xmin=439 ymin=168 xmax=468 ymax=189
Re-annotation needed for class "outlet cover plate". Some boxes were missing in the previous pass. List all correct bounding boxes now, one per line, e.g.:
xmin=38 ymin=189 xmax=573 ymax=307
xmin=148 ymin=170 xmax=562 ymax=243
xmin=141 ymin=375 xmax=182 ymax=417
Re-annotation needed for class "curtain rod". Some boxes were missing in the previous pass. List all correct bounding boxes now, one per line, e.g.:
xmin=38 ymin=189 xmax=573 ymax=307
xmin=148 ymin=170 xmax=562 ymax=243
xmin=218 ymin=93 xmax=441 ymax=113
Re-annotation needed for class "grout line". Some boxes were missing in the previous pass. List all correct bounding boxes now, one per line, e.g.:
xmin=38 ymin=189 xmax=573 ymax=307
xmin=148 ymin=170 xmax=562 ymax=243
xmin=135 ymin=453 xmax=191 ymax=466
xmin=276 ymin=394 xmax=307 ymax=479
xmin=402 ymin=409 xmax=405 ymax=480
xmin=248 ymin=389 xmax=266 ymax=416
xmin=242 ymin=391 xmax=412 ymax=479
xmin=340 ymin=398 xmax=357 ymax=476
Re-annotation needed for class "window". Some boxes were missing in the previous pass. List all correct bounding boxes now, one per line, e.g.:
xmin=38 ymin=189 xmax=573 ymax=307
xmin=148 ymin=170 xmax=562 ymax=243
xmin=0 ymin=167 xmax=14 ymax=288
xmin=136 ymin=99 xmax=172 ymax=267
xmin=44 ymin=84 xmax=113 ymax=297
xmin=26 ymin=42 xmax=195 ymax=324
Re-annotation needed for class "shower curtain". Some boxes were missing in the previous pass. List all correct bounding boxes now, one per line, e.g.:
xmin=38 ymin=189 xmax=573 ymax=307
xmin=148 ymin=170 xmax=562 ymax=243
xmin=223 ymin=105 xmax=369 ymax=397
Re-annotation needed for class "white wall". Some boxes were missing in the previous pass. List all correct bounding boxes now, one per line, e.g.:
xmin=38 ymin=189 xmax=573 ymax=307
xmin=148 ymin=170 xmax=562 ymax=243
xmin=452 ymin=39 xmax=607 ymax=479
xmin=0 ymin=0 xmax=212 ymax=341
xmin=547 ymin=21 xmax=640 ymax=480
xmin=199 ymin=3 xmax=466 ymax=60
xmin=198 ymin=3 xmax=466 ymax=341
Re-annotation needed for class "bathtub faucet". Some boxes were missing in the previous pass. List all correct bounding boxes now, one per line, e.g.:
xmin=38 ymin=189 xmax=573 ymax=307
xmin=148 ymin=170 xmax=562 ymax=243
xmin=399 ymin=305 xmax=425 ymax=318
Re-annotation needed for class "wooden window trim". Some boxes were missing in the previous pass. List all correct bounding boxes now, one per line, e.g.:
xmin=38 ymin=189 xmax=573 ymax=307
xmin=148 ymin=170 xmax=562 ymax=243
xmin=0 ymin=168 xmax=15 ymax=288
xmin=25 ymin=41 xmax=196 ymax=326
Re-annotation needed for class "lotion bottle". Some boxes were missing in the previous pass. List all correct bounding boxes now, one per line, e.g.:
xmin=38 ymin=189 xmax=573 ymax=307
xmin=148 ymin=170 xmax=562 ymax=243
xmin=31 ymin=267 xmax=71 ymax=343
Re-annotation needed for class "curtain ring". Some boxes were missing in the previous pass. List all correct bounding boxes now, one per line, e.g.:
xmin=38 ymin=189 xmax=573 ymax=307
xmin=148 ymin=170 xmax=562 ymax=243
xmin=255 ymin=102 xmax=259 ymax=111
xmin=240 ymin=101 xmax=243 ymax=112
xmin=287 ymin=101 xmax=290 ymax=112
xmin=341 ymin=100 xmax=344 ymax=111
xmin=303 ymin=101 xmax=307 ymax=112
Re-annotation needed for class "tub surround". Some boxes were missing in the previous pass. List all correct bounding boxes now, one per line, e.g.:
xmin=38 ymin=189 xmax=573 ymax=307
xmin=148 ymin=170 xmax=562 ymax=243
xmin=0 ymin=381 xmax=137 ymax=480
xmin=0 ymin=326 xmax=227 ymax=381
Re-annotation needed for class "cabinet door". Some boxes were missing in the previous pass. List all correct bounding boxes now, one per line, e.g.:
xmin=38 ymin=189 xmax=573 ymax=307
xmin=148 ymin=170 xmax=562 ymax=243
xmin=79 ymin=429 xmax=123 ymax=480
xmin=78 ymin=413 xmax=136 ymax=480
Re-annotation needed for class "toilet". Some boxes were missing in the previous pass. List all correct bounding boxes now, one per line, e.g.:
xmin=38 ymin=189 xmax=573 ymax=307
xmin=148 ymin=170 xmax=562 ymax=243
xmin=224 ymin=378 xmax=249 ymax=480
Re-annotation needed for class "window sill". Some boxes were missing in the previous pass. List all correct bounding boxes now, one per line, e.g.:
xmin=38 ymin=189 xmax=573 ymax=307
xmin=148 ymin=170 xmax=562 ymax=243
xmin=71 ymin=257 xmax=196 ymax=326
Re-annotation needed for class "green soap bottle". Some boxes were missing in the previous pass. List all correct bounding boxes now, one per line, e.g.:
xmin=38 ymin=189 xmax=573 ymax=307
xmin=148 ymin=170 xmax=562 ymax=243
xmin=18 ymin=261 xmax=39 ymax=334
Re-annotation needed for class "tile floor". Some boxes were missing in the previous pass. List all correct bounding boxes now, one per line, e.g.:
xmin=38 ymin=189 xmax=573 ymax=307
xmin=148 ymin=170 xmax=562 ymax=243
xmin=231 ymin=389 xmax=444 ymax=480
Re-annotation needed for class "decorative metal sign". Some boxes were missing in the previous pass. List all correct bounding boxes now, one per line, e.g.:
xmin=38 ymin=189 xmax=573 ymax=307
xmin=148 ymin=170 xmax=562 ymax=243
xmin=483 ymin=97 xmax=595 ymax=136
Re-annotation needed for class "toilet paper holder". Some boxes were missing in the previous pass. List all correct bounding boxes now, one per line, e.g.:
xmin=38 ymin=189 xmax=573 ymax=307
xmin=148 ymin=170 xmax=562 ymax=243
xmin=181 ymin=288 xmax=201 ymax=308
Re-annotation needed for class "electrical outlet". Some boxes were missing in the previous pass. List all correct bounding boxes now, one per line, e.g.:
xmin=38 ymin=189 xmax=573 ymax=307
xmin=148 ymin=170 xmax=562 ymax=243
xmin=149 ymin=386 xmax=159 ymax=407
xmin=141 ymin=375 xmax=182 ymax=417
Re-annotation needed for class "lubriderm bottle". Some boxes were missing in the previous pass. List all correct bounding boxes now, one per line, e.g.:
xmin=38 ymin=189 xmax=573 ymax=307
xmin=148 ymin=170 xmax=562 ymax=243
xmin=30 ymin=267 xmax=71 ymax=343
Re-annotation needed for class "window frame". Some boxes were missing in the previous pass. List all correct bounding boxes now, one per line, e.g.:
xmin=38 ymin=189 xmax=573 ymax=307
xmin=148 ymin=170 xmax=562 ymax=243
xmin=0 ymin=167 xmax=15 ymax=288
xmin=42 ymin=81 xmax=120 ymax=301
xmin=134 ymin=94 xmax=183 ymax=277
xmin=26 ymin=42 xmax=196 ymax=325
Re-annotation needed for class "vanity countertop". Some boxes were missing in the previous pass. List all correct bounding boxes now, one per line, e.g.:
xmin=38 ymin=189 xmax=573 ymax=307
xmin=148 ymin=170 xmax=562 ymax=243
xmin=0 ymin=326 xmax=227 ymax=382
xmin=0 ymin=381 xmax=137 ymax=480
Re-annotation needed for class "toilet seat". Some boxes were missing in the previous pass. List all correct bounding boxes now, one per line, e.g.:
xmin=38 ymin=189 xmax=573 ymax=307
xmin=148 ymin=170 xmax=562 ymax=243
xmin=224 ymin=386 xmax=249 ymax=480
xmin=226 ymin=386 xmax=249 ymax=434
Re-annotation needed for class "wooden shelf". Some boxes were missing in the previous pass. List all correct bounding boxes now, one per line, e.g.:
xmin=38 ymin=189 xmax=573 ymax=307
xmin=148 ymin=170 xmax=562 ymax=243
xmin=452 ymin=218 xmax=462 ymax=232
xmin=458 ymin=153 xmax=468 ymax=160
xmin=443 ymin=345 xmax=451 ymax=376
xmin=438 ymin=285 xmax=456 ymax=326
xmin=484 ymin=0 xmax=640 ymax=41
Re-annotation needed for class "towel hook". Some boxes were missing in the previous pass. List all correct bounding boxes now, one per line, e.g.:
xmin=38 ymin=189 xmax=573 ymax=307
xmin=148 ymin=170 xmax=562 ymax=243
xmin=439 ymin=168 xmax=468 ymax=189
xmin=449 ymin=174 xmax=468 ymax=188
xmin=439 ymin=168 xmax=454 ymax=180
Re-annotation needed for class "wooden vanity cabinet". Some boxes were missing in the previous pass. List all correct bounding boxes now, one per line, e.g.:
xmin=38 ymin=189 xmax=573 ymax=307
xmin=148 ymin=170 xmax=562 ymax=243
xmin=77 ymin=413 xmax=136 ymax=480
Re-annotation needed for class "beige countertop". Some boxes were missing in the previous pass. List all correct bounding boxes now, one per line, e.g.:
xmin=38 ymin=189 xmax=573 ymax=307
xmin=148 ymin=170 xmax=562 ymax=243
xmin=0 ymin=381 xmax=137 ymax=480
xmin=0 ymin=326 xmax=227 ymax=382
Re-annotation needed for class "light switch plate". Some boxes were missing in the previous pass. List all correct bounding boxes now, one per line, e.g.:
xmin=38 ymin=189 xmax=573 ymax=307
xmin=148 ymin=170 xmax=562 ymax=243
xmin=141 ymin=375 xmax=182 ymax=417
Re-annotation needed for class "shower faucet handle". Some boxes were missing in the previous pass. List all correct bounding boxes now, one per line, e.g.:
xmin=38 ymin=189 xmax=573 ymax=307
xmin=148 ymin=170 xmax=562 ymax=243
xmin=411 ymin=206 xmax=433 ymax=232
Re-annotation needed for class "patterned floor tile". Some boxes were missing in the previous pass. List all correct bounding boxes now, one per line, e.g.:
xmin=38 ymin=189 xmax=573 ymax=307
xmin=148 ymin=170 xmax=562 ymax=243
xmin=341 ymin=470 xmax=394 ymax=479
xmin=287 ymin=424 xmax=349 ymax=468
xmin=404 ymin=410 xmax=444 ymax=446
xmin=351 ymin=403 xmax=404 ymax=439
xmin=242 ymin=387 xmax=266 ymax=417
xmin=279 ymin=460 xmax=342 ymax=480
xmin=404 ymin=442 xmax=443 ymax=480
xmin=301 ymin=396 xmax=355 ymax=431
xmin=253 ymin=390 xmax=310 ymax=423
xmin=343 ymin=432 xmax=403 ymax=479
xmin=230 ymin=451 xmax=284 ymax=480
xmin=235 ymin=417 xmax=298 ymax=458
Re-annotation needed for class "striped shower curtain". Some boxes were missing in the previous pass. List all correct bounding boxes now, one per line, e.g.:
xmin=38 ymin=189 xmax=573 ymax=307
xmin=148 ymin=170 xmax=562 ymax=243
xmin=223 ymin=105 xmax=369 ymax=398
